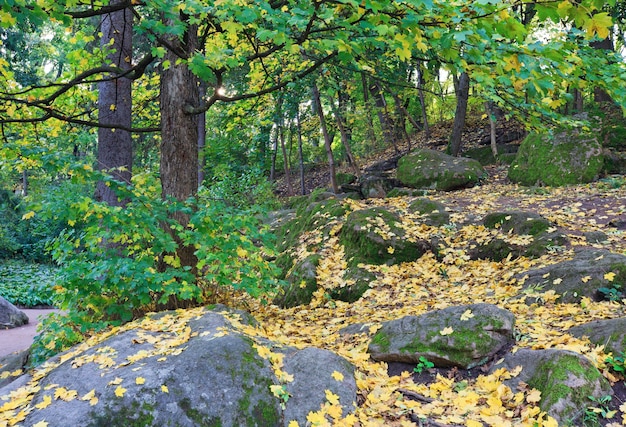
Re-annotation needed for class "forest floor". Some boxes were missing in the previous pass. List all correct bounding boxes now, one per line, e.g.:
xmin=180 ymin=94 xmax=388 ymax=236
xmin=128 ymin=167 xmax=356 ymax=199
xmin=260 ymin=118 xmax=626 ymax=426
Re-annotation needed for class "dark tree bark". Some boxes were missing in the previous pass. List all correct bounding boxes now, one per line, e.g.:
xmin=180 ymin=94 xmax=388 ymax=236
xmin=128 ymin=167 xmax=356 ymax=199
xmin=95 ymin=0 xmax=133 ymax=206
xmin=448 ymin=72 xmax=470 ymax=157
xmin=197 ymin=80 xmax=207 ymax=188
xmin=591 ymin=37 xmax=615 ymax=103
xmin=369 ymin=81 xmax=399 ymax=154
xmin=416 ymin=62 xmax=430 ymax=139
xmin=486 ymin=101 xmax=498 ymax=157
xmin=312 ymin=82 xmax=338 ymax=194
xmin=329 ymin=88 xmax=360 ymax=177
xmin=159 ymin=15 xmax=200 ymax=296
xmin=276 ymin=95 xmax=293 ymax=196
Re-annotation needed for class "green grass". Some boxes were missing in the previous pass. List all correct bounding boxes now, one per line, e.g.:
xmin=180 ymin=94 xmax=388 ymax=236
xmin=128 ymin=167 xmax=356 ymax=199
xmin=0 ymin=260 xmax=58 ymax=307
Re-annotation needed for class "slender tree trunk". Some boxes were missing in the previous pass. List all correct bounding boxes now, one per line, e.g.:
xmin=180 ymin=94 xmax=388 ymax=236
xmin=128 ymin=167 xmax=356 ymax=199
xmin=361 ymin=73 xmax=378 ymax=150
xmin=416 ymin=62 xmax=430 ymax=139
xmin=574 ymin=89 xmax=584 ymax=113
xmin=486 ymin=102 xmax=498 ymax=157
xmin=330 ymin=89 xmax=360 ymax=177
xmin=21 ymin=170 xmax=27 ymax=196
xmin=96 ymin=0 xmax=133 ymax=206
xmin=269 ymin=121 xmax=278 ymax=182
xmin=296 ymin=109 xmax=306 ymax=195
xmin=448 ymin=72 xmax=470 ymax=157
xmin=370 ymin=81 xmax=399 ymax=154
xmin=312 ymin=83 xmax=338 ymax=194
xmin=277 ymin=96 xmax=293 ymax=196
xmin=159 ymin=15 xmax=199 ymax=292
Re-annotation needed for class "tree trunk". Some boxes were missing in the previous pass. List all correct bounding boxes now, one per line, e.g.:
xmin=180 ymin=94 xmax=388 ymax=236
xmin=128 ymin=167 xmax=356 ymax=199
xmin=370 ymin=81 xmax=399 ymax=154
xmin=330 ymin=89 xmax=360 ymax=177
xmin=448 ymin=72 xmax=470 ymax=157
xmin=277 ymin=95 xmax=293 ymax=196
xmin=591 ymin=37 xmax=615 ymax=103
xmin=296 ymin=109 xmax=306 ymax=195
xmin=197 ymin=80 xmax=207 ymax=188
xmin=312 ymin=83 xmax=338 ymax=194
xmin=361 ymin=73 xmax=378 ymax=150
xmin=416 ymin=62 xmax=430 ymax=139
xmin=159 ymin=15 xmax=199 ymax=292
xmin=96 ymin=0 xmax=133 ymax=206
xmin=486 ymin=102 xmax=498 ymax=157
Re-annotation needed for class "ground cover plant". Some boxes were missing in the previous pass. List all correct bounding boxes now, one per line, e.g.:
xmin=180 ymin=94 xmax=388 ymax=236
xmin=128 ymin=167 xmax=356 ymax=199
xmin=0 ymin=260 xmax=57 ymax=308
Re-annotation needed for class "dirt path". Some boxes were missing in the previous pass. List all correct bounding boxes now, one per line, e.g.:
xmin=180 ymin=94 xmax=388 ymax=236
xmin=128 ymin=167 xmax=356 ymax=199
xmin=0 ymin=309 xmax=58 ymax=358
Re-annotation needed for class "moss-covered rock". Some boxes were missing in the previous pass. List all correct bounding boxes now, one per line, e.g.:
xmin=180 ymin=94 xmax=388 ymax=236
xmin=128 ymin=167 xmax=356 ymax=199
xmin=327 ymin=267 xmax=376 ymax=303
xmin=483 ymin=211 xmax=551 ymax=235
xmin=508 ymin=128 xmax=604 ymax=186
xmin=336 ymin=172 xmax=357 ymax=186
xmin=273 ymin=254 xmax=321 ymax=308
xmin=339 ymin=207 xmax=431 ymax=266
xmin=491 ymin=349 xmax=612 ymax=425
xmin=367 ymin=303 xmax=515 ymax=369
xmin=407 ymin=198 xmax=450 ymax=226
xmin=397 ymin=149 xmax=485 ymax=191
xmin=463 ymin=143 xmax=519 ymax=166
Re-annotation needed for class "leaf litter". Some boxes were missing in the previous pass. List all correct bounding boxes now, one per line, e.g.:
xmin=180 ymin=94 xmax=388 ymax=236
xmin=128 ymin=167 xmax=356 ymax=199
xmin=1 ymin=168 xmax=625 ymax=426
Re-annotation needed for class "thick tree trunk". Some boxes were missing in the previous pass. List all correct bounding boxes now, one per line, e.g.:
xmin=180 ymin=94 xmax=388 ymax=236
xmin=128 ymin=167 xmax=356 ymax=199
xmin=159 ymin=16 xmax=200 ymax=295
xmin=591 ymin=37 xmax=615 ymax=103
xmin=96 ymin=1 xmax=133 ymax=206
xmin=312 ymin=83 xmax=338 ymax=194
xmin=197 ymin=80 xmax=207 ymax=188
xmin=448 ymin=72 xmax=470 ymax=157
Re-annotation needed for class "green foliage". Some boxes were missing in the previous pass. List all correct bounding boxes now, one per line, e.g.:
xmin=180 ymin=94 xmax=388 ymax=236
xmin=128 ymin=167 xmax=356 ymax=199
xmin=583 ymin=395 xmax=615 ymax=426
xmin=29 ymin=171 xmax=281 ymax=365
xmin=597 ymin=281 xmax=624 ymax=302
xmin=605 ymin=352 xmax=626 ymax=377
xmin=0 ymin=259 xmax=57 ymax=307
xmin=206 ymin=167 xmax=279 ymax=210
xmin=413 ymin=356 xmax=435 ymax=374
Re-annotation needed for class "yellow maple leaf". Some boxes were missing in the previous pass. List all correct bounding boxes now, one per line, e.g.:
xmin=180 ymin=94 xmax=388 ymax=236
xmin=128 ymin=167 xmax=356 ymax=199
xmin=581 ymin=275 xmax=592 ymax=283
xmin=161 ymin=385 xmax=169 ymax=393
xmin=35 ymin=395 xmax=52 ymax=409
xmin=33 ymin=421 xmax=48 ymax=427
xmin=306 ymin=410 xmax=327 ymax=425
xmin=326 ymin=404 xmax=342 ymax=420
xmin=325 ymin=389 xmax=340 ymax=405
xmin=552 ymin=278 xmax=563 ymax=285
xmin=460 ymin=309 xmax=474 ymax=321
xmin=108 ymin=377 xmax=123 ymax=386
xmin=288 ymin=421 xmax=300 ymax=427
xmin=54 ymin=387 xmax=77 ymax=402
xmin=236 ymin=247 xmax=248 ymax=258
xmin=387 ymin=246 xmax=395 ymax=254
xmin=254 ymin=344 xmax=272 ymax=359
xmin=114 ymin=386 xmax=126 ymax=398
xmin=466 ymin=420 xmax=482 ymax=427
xmin=604 ymin=272 xmax=616 ymax=281
xmin=331 ymin=371 xmax=344 ymax=382
xmin=135 ymin=377 xmax=146 ymax=385
xmin=440 ymin=326 xmax=454 ymax=336
xmin=526 ymin=388 xmax=541 ymax=403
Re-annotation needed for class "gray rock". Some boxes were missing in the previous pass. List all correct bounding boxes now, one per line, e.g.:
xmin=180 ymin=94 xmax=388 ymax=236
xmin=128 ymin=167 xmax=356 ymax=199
xmin=516 ymin=249 xmax=626 ymax=303
xmin=0 ymin=350 xmax=29 ymax=388
xmin=359 ymin=174 xmax=395 ymax=198
xmin=368 ymin=303 xmax=515 ymax=369
xmin=0 ymin=296 xmax=28 ymax=329
xmin=11 ymin=308 xmax=357 ymax=427
xmin=396 ymin=149 xmax=485 ymax=191
xmin=282 ymin=347 xmax=357 ymax=424
xmin=273 ymin=254 xmax=321 ymax=308
xmin=569 ymin=317 xmax=626 ymax=357
xmin=508 ymin=128 xmax=604 ymax=186
xmin=490 ymin=348 xmax=612 ymax=425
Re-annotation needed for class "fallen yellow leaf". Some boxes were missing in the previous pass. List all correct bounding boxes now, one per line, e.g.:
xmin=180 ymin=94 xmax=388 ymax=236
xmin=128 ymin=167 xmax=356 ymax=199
xmin=440 ymin=326 xmax=454 ymax=336
xmin=114 ymin=386 xmax=126 ymax=398
xmin=331 ymin=371 xmax=344 ymax=381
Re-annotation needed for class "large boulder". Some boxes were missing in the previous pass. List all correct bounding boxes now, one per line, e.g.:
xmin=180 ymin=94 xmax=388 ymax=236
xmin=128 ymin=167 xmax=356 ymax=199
xmin=483 ymin=211 xmax=551 ymax=235
xmin=0 ymin=296 xmax=28 ymax=329
xmin=490 ymin=349 xmax=612 ymax=425
xmin=569 ymin=317 xmax=626 ymax=357
xmin=407 ymin=198 xmax=450 ymax=227
xmin=516 ymin=249 xmax=626 ymax=303
xmin=396 ymin=149 xmax=485 ymax=191
xmin=339 ymin=207 xmax=431 ymax=266
xmin=508 ymin=128 xmax=604 ymax=186
xmin=1 ymin=307 xmax=357 ymax=427
xmin=367 ymin=303 xmax=515 ymax=369
xmin=273 ymin=254 xmax=321 ymax=308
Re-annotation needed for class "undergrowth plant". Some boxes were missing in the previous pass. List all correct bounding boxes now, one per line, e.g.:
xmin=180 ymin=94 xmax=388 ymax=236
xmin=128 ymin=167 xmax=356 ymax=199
xmin=29 ymin=169 xmax=281 ymax=366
